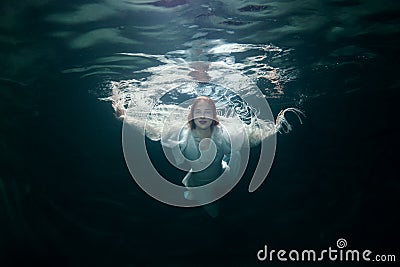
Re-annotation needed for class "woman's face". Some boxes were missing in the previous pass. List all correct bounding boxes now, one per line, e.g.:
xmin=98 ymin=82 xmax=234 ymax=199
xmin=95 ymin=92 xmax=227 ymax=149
xmin=192 ymin=101 xmax=214 ymax=130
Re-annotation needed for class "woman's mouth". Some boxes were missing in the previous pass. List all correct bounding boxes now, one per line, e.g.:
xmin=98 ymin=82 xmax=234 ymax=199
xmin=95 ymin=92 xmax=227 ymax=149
xmin=199 ymin=120 xmax=208 ymax=124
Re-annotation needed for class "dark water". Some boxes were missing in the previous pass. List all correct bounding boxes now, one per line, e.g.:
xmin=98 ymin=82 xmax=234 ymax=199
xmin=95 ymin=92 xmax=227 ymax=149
xmin=1 ymin=0 xmax=399 ymax=266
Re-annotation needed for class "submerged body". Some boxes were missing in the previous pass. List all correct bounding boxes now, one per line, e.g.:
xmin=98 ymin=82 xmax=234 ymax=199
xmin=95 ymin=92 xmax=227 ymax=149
xmin=168 ymin=123 xmax=239 ymax=186
xmin=113 ymin=91 xmax=304 ymax=216
xmin=180 ymin=126 xmax=228 ymax=186
xmin=160 ymin=96 xmax=241 ymax=207
xmin=169 ymin=125 xmax=235 ymax=216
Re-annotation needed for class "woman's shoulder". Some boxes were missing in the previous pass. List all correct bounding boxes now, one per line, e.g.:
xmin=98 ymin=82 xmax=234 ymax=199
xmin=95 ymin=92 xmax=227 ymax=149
xmin=161 ymin=123 xmax=191 ymax=147
xmin=212 ymin=125 xmax=230 ymax=144
xmin=213 ymin=121 xmax=246 ymax=151
xmin=212 ymin=125 xmax=225 ymax=136
xmin=213 ymin=123 xmax=238 ymax=138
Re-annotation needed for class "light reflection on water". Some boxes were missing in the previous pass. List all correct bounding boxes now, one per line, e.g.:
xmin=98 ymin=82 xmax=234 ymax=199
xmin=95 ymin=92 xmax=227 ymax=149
xmin=65 ymin=38 xmax=298 ymax=103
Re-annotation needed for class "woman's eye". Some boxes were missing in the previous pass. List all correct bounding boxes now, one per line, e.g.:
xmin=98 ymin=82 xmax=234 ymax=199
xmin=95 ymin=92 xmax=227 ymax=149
xmin=194 ymin=110 xmax=212 ymax=116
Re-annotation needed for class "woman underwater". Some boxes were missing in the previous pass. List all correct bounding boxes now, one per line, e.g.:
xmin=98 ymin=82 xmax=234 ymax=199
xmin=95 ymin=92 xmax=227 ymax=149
xmin=113 ymin=92 xmax=304 ymax=217
xmin=169 ymin=96 xmax=240 ymax=200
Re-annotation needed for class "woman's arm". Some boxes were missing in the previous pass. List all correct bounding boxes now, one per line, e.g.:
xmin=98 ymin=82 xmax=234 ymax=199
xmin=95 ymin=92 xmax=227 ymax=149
xmin=275 ymin=108 xmax=305 ymax=134
xmin=112 ymin=98 xmax=161 ymax=140
xmin=244 ymin=108 xmax=305 ymax=147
